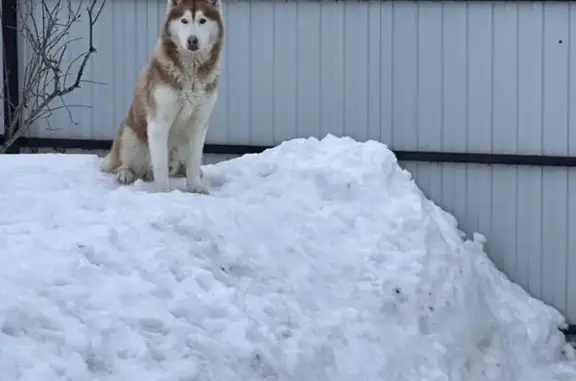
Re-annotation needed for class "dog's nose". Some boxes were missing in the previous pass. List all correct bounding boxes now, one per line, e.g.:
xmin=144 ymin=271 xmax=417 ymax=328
xmin=187 ymin=36 xmax=199 ymax=51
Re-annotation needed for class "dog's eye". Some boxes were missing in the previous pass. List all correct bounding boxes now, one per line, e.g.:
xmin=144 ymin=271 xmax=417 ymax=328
xmin=199 ymin=18 xmax=206 ymax=24
xmin=181 ymin=18 xmax=188 ymax=24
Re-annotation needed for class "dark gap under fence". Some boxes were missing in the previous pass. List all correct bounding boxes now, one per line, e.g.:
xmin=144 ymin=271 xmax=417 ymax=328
xmin=7 ymin=135 xmax=576 ymax=168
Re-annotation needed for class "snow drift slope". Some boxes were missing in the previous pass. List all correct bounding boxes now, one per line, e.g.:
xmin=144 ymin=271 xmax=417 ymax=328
xmin=0 ymin=135 xmax=575 ymax=381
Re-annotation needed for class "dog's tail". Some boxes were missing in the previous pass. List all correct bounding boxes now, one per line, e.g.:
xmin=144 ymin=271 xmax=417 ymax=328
xmin=99 ymin=152 xmax=113 ymax=173
xmin=99 ymin=133 xmax=121 ymax=173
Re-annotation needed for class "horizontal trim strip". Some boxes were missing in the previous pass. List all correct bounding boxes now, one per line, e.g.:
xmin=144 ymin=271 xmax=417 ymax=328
xmin=561 ymin=325 xmax=576 ymax=336
xmin=3 ymin=136 xmax=576 ymax=168
xmin=394 ymin=150 xmax=576 ymax=167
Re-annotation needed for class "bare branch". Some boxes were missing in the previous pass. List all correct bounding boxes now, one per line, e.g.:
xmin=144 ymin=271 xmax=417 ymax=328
xmin=1 ymin=0 xmax=107 ymax=153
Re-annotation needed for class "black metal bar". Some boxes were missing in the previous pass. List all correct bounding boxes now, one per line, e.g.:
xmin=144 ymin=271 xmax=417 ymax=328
xmin=561 ymin=325 xmax=576 ymax=336
xmin=393 ymin=150 xmax=576 ymax=167
xmin=1 ymin=0 xmax=20 ymax=153
xmin=6 ymin=135 xmax=576 ymax=168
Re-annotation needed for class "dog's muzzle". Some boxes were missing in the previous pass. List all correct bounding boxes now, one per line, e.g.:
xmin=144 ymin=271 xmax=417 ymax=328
xmin=187 ymin=36 xmax=199 ymax=52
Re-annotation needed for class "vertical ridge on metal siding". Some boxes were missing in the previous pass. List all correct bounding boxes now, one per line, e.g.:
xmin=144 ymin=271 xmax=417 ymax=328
xmin=208 ymin=1 xmax=228 ymax=144
xmin=442 ymin=3 xmax=467 ymax=153
xmin=319 ymin=2 xmax=341 ymax=139
xmin=439 ymin=3 xmax=469 ymax=264
xmin=489 ymin=3 xmax=519 ymax=282
xmin=343 ymin=1 xmax=368 ymax=142
xmin=417 ymin=3 xmax=442 ymax=152
xmin=466 ymin=3 xmax=492 ymax=154
xmin=541 ymin=2 xmax=570 ymax=314
xmin=226 ymin=1 xmax=250 ymax=145
xmin=517 ymin=168 xmax=544 ymax=298
xmin=391 ymin=2 xmax=417 ymax=150
xmin=0 ymin=23 xmax=4 ymax=135
xmin=568 ymin=3 xmax=576 ymax=325
xmin=271 ymin=1 xmax=297 ymax=143
xmin=248 ymin=1 xmax=274 ymax=146
xmin=516 ymin=3 xmax=545 ymax=305
xmin=379 ymin=4 xmax=393 ymax=146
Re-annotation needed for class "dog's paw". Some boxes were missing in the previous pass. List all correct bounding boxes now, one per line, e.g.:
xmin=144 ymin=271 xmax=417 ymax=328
xmin=141 ymin=168 xmax=154 ymax=182
xmin=116 ymin=169 xmax=136 ymax=185
xmin=186 ymin=181 xmax=209 ymax=195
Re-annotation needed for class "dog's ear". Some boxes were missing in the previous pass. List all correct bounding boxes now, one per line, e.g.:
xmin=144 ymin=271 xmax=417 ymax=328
xmin=166 ymin=0 xmax=182 ymax=14
xmin=208 ymin=0 xmax=221 ymax=8
xmin=167 ymin=0 xmax=181 ymax=9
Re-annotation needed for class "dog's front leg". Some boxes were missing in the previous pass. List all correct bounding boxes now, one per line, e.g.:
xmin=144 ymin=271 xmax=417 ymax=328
xmin=147 ymin=119 xmax=172 ymax=192
xmin=147 ymin=90 xmax=180 ymax=192
xmin=185 ymin=93 xmax=217 ymax=194
xmin=185 ymin=120 xmax=209 ymax=194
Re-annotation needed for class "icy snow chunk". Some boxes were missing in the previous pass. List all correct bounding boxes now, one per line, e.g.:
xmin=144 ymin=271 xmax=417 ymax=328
xmin=0 ymin=135 xmax=574 ymax=381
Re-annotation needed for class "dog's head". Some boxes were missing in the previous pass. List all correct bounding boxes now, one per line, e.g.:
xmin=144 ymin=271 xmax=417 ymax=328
xmin=164 ymin=0 xmax=223 ymax=54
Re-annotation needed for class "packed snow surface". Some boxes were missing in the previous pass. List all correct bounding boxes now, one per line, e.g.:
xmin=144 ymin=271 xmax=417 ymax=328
xmin=0 ymin=135 xmax=575 ymax=381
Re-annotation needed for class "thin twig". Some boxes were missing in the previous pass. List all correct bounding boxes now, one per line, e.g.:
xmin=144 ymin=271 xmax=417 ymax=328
xmin=0 ymin=0 xmax=107 ymax=153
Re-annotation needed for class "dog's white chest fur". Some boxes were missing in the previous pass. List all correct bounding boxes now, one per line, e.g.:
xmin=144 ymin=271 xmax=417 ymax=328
xmin=178 ymin=87 xmax=205 ymax=118
xmin=154 ymin=84 xmax=208 ymax=125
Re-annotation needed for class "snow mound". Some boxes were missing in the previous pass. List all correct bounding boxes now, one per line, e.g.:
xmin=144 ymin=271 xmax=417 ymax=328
xmin=0 ymin=135 xmax=575 ymax=381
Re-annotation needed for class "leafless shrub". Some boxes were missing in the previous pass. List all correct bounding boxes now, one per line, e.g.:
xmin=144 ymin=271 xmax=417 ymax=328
xmin=1 ymin=0 xmax=107 ymax=153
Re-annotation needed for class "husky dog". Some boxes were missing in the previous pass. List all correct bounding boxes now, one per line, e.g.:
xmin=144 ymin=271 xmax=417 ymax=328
xmin=99 ymin=0 xmax=224 ymax=194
